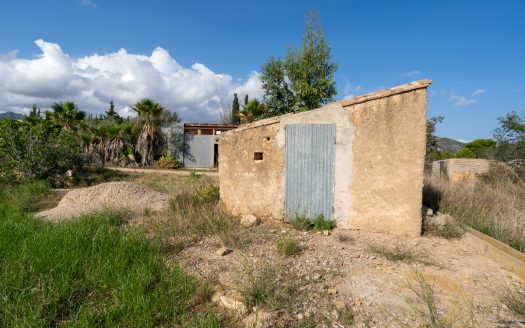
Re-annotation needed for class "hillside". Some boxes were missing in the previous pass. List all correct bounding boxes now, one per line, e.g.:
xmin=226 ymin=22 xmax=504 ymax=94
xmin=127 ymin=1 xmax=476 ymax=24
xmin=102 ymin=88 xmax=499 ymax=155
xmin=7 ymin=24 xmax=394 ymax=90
xmin=0 ymin=111 xmax=24 ymax=120
xmin=436 ymin=137 xmax=465 ymax=152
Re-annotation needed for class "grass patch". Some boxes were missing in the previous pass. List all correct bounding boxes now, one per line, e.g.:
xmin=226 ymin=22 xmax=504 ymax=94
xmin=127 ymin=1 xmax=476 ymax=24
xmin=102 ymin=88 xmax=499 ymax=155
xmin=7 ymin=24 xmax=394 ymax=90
xmin=427 ymin=219 xmax=465 ymax=239
xmin=369 ymin=242 xmax=432 ymax=265
xmin=236 ymin=261 xmax=295 ymax=310
xmin=0 ymin=182 xmax=222 ymax=327
xmin=500 ymin=284 xmax=525 ymax=320
xmin=337 ymin=233 xmax=353 ymax=243
xmin=423 ymin=164 xmax=525 ymax=252
xmin=276 ymin=235 xmax=300 ymax=256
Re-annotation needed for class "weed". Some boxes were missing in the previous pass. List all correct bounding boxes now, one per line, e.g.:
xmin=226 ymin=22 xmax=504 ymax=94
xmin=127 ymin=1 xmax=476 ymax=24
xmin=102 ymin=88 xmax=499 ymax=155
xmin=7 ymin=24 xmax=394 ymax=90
xmin=290 ymin=214 xmax=336 ymax=231
xmin=291 ymin=215 xmax=312 ymax=230
xmin=276 ymin=235 xmax=301 ymax=256
xmin=192 ymin=184 xmax=220 ymax=205
xmin=189 ymin=170 xmax=202 ymax=180
xmin=236 ymin=261 xmax=296 ymax=310
xmin=369 ymin=242 xmax=432 ymax=265
xmin=313 ymin=214 xmax=336 ymax=231
xmin=337 ymin=233 xmax=353 ymax=243
xmin=406 ymin=272 xmax=452 ymax=328
xmin=499 ymin=284 xmax=525 ymax=320
xmin=428 ymin=219 xmax=465 ymax=239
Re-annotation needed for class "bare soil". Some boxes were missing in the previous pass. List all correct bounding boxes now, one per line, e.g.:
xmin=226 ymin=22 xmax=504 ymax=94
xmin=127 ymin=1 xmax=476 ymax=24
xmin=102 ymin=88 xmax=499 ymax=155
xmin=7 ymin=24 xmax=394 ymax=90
xmin=36 ymin=181 xmax=170 ymax=221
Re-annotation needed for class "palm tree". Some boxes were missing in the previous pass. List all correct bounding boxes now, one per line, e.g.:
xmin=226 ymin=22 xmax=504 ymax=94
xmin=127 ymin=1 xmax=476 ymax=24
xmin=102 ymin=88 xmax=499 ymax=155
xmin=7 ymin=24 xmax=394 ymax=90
xmin=238 ymin=99 xmax=266 ymax=123
xmin=132 ymin=98 xmax=165 ymax=166
xmin=46 ymin=101 xmax=85 ymax=131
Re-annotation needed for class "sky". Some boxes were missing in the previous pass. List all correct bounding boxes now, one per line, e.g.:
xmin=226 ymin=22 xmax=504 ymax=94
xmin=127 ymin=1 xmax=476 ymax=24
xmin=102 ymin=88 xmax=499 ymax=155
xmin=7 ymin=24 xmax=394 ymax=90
xmin=0 ymin=0 xmax=524 ymax=141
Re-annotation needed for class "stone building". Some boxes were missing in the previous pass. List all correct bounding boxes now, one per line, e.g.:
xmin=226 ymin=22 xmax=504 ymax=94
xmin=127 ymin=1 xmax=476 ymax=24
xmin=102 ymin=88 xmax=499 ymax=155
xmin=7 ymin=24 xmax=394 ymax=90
xmin=431 ymin=158 xmax=490 ymax=183
xmin=219 ymin=80 xmax=431 ymax=236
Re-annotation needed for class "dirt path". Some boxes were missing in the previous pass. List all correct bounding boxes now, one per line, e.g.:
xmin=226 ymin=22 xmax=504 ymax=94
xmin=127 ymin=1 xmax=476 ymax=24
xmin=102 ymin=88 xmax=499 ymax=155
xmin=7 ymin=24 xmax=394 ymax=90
xmin=167 ymin=225 xmax=524 ymax=327
xmin=106 ymin=166 xmax=219 ymax=177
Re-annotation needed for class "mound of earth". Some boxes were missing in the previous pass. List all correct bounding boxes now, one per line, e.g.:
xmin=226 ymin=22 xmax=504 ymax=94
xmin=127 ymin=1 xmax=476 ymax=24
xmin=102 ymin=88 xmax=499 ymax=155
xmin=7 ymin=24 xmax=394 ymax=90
xmin=36 ymin=181 xmax=170 ymax=221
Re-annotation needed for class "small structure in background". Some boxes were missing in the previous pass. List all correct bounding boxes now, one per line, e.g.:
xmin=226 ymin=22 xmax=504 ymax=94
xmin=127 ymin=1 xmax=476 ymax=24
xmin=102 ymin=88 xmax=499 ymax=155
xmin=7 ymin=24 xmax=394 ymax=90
xmin=161 ymin=123 xmax=238 ymax=169
xmin=431 ymin=158 xmax=490 ymax=183
xmin=219 ymin=80 xmax=431 ymax=236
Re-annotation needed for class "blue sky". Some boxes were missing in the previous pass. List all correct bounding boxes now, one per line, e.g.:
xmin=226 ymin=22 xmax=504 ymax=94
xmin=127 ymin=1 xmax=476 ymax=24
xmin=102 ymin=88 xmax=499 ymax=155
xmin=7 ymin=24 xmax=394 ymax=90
xmin=0 ymin=0 xmax=524 ymax=141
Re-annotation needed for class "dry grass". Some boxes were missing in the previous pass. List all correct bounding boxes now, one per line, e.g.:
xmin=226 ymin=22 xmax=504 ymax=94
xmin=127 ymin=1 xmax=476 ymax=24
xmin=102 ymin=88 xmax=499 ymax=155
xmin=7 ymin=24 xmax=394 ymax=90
xmin=125 ymin=173 xmax=251 ymax=250
xmin=369 ymin=241 xmax=433 ymax=266
xmin=423 ymin=164 xmax=525 ymax=252
xmin=499 ymin=284 xmax=525 ymax=320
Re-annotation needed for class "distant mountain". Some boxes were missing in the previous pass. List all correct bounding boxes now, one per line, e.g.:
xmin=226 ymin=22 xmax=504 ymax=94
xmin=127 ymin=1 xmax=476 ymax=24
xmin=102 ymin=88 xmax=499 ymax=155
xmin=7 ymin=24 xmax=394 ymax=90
xmin=436 ymin=137 xmax=466 ymax=152
xmin=0 ymin=111 xmax=25 ymax=120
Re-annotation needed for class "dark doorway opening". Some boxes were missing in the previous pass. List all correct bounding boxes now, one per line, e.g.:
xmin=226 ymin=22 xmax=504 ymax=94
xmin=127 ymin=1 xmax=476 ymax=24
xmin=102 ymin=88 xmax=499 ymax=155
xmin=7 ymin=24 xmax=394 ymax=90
xmin=213 ymin=144 xmax=219 ymax=168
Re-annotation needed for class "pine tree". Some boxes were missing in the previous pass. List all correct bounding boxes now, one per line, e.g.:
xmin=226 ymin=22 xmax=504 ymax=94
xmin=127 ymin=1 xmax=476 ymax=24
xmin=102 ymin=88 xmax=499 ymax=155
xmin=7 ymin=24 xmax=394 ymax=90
xmin=231 ymin=94 xmax=240 ymax=124
xmin=105 ymin=100 xmax=122 ymax=122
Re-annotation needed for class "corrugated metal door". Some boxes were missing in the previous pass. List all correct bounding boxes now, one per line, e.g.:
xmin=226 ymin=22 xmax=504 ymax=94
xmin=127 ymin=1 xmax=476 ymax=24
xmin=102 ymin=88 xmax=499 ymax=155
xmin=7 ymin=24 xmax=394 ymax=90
xmin=184 ymin=135 xmax=215 ymax=168
xmin=285 ymin=124 xmax=336 ymax=221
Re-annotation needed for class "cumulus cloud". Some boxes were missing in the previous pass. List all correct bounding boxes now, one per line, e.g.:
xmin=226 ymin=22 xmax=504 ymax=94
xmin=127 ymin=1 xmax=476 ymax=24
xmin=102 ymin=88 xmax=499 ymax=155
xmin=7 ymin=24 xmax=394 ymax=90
xmin=472 ymin=88 xmax=486 ymax=96
xmin=0 ymin=39 xmax=263 ymax=122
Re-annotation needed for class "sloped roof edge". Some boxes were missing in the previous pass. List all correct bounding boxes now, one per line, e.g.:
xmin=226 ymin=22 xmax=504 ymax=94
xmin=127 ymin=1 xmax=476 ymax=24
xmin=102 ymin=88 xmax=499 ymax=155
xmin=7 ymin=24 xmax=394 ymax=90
xmin=339 ymin=79 xmax=432 ymax=107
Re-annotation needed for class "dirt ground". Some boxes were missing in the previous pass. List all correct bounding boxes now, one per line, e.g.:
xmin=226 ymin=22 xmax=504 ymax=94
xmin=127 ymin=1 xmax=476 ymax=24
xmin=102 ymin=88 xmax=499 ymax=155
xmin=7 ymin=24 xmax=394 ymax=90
xmin=42 ymin=172 xmax=525 ymax=327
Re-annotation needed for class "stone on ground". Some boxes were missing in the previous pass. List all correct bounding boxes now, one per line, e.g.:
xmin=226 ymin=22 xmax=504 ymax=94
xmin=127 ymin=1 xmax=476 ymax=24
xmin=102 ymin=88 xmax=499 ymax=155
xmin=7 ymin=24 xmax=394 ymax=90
xmin=240 ymin=214 xmax=259 ymax=227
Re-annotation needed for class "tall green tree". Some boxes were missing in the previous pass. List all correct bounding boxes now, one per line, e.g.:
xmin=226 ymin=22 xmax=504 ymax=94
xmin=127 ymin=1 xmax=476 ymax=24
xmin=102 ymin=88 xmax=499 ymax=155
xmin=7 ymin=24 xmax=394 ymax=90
xmin=260 ymin=9 xmax=337 ymax=116
xmin=105 ymin=100 xmax=122 ymax=123
xmin=494 ymin=110 xmax=525 ymax=160
xmin=260 ymin=57 xmax=295 ymax=117
xmin=132 ymin=99 xmax=165 ymax=166
xmin=46 ymin=101 xmax=85 ymax=131
xmin=231 ymin=93 xmax=240 ymax=124
xmin=244 ymin=95 xmax=249 ymax=106
xmin=426 ymin=116 xmax=444 ymax=161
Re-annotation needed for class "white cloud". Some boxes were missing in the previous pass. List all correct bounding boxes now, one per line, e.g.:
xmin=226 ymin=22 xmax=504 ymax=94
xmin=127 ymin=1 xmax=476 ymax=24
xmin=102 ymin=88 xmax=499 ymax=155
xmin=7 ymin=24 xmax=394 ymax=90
xmin=80 ymin=0 xmax=98 ymax=8
xmin=401 ymin=70 xmax=421 ymax=77
xmin=341 ymin=80 xmax=363 ymax=99
xmin=0 ymin=39 xmax=263 ymax=122
xmin=449 ymin=95 xmax=476 ymax=107
xmin=472 ymin=88 xmax=486 ymax=96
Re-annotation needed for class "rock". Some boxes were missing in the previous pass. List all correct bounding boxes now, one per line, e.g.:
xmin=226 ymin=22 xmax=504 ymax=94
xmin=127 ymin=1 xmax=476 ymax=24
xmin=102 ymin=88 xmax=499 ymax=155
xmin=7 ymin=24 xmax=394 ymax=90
xmin=241 ymin=214 xmax=259 ymax=227
xmin=216 ymin=246 xmax=232 ymax=256
xmin=333 ymin=300 xmax=347 ymax=311
xmin=327 ymin=288 xmax=338 ymax=295
xmin=243 ymin=310 xmax=272 ymax=328
xmin=323 ymin=230 xmax=331 ymax=236
xmin=220 ymin=295 xmax=247 ymax=315
xmin=211 ymin=291 xmax=223 ymax=303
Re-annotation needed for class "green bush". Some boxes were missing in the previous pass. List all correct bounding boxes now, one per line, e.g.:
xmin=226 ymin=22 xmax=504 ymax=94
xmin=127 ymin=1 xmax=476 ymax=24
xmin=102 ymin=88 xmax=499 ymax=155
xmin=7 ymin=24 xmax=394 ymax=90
xmin=0 ymin=182 xmax=218 ymax=327
xmin=313 ymin=214 xmax=336 ymax=231
xmin=0 ymin=119 xmax=83 ymax=186
xmin=153 ymin=155 xmax=182 ymax=169
xmin=192 ymin=184 xmax=220 ymax=205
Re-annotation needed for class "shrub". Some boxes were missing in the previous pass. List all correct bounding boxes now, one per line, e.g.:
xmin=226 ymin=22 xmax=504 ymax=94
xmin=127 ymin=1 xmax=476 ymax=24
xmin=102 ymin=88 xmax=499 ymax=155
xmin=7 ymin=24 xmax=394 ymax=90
xmin=0 ymin=120 xmax=83 ymax=186
xmin=291 ymin=215 xmax=312 ymax=230
xmin=153 ymin=155 xmax=182 ymax=169
xmin=236 ymin=262 xmax=285 ymax=309
xmin=499 ymin=284 xmax=525 ymax=320
xmin=276 ymin=236 xmax=300 ymax=256
xmin=192 ymin=184 xmax=220 ymax=205
xmin=313 ymin=214 xmax=336 ymax=231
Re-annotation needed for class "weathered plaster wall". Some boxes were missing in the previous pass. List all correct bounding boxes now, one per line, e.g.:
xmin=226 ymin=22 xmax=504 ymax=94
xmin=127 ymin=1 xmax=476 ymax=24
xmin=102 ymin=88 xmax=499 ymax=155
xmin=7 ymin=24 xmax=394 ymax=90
xmin=343 ymin=86 xmax=428 ymax=236
xmin=219 ymin=122 xmax=284 ymax=219
xmin=219 ymin=103 xmax=355 ymax=222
